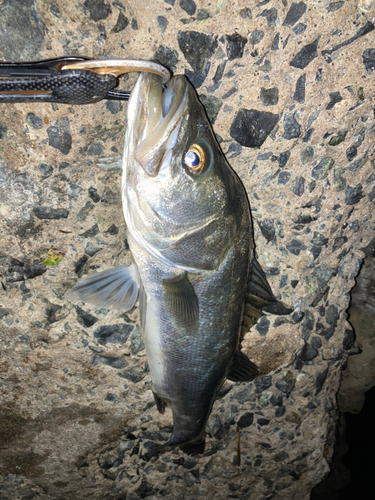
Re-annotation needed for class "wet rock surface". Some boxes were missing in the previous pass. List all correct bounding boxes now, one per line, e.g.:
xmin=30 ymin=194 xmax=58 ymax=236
xmin=1 ymin=1 xmax=375 ymax=499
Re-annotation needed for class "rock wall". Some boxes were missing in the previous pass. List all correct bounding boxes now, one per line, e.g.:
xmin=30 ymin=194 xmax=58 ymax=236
xmin=0 ymin=1 xmax=374 ymax=499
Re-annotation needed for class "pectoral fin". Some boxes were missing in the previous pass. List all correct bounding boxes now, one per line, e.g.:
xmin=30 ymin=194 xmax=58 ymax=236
xmin=162 ymin=273 xmax=199 ymax=332
xmin=65 ymin=262 xmax=141 ymax=311
xmin=227 ymin=351 xmax=259 ymax=382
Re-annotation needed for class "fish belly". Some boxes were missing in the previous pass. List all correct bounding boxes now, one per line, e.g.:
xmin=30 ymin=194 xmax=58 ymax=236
xmin=128 ymin=232 xmax=251 ymax=447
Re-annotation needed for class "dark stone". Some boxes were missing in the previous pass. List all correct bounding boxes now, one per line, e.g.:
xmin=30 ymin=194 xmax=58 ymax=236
xmin=118 ymin=368 xmax=146 ymax=383
xmin=80 ymin=224 xmax=100 ymax=238
xmin=310 ymin=246 xmax=322 ymax=260
xmin=315 ymin=367 xmax=329 ymax=395
xmin=177 ymin=31 xmax=218 ymax=73
xmin=291 ymin=176 xmax=305 ymax=196
xmin=293 ymin=23 xmax=307 ymax=35
xmin=326 ymin=91 xmax=343 ymax=110
xmin=92 ymin=354 xmax=128 ymax=369
xmin=185 ymin=62 xmax=210 ymax=89
xmin=256 ymin=316 xmax=270 ymax=336
xmin=225 ymin=33 xmax=248 ymax=60
xmin=290 ymin=37 xmax=320 ymax=69
xmin=275 ymin=371 xmax=295 ymax=396
xmin=153 ymin=46 xmax=179 ymax=73
xmin=282 ymin=113 xmax=300 ymax=139
xmin=255 ymin=376 xmax=272 ymax=393
xmin=249 ymin=30 xmax=264 ymax=45
xmin=226 ymin=143 xmax=242 ymax=159
xmin=26 ymin=113 xmax=43 ymax=130
xmin=157 ymin=16 xmax=168 ymax=33
xmin=279 ymin=151 xmax=291 ymax=167
xmin=310 ymin=232 xmax=328 ymax=247
xmin=271 ymin=393 xmax=283 ymax=406
xmin=294 ymin=74 xmax=306 ymax=104
xmin=50 ymin=4 xmax=60 ymax=18
xmin=300 ymin=146 xmax=314 ymax=165
xmin=332 ymin=236 xmax=347 ymax=252
xmin=286 ymin=239 xmax=307 ymax=256
xmin=279 ymin=274 xmax=288 ymax=288
xmin=258 ymin=8 xmax=278 ymax=27
xmin=239 ymin=7 xmax=252 ymax=19
xmin=362 ymin=48 xmax=375 ymax=75
xmin=88 ymin=187 xmax=101 ymax=203
xmin=129 ymin=327 xmax=145 ymax=355
xmin=275 ymin=405 xmax=286 ymax=418
xmin=347 ymin=154 xmax=368 ymax=173
xmin=75 ymin=255 xmax=89 ymax=278
xmin=112 ymin=12 xmax=129 ymax=32
xmin=345 ymin=184 xmax=363 ymax=205
xmin=237 ymin=412 xmax=254 ymax=428
xmin=77 ymin=201 xmax=94 ymax=221
xmin=131 ymin=18 xmax=138 ymax=30
xmin=303 ymin=128 xmax=314 ymax=143
xmin=271 ymin=33 xmax=280 ymax=50
xmin=47 ymin=117 xmax=72 ymax=155
xmin=59 ymin=162 xmax=70 ymax=171
xmin=322 ymin=22 xmax=375 ymax=63
xmin=67 ymin=184 xmax=83 ymax=200
xmin=33 ymin=206 xmax=69 ymax=220
xmin=0 ymin=0 xmax=44 ymax=60
xmin=260 ymin=87 xmax=279 ymax=106
xmin=311 ymin=336 xmax=322 ymax=349
xmin=278 ymin=171 xmax=291 ymax=185
xmin=0 ymin=123 xmax=7 ymax=140
xmin=6 ymin=257 xmax=46 ymax=283
xmin=257 ymin=219 xmax=275 ymax=242
xmin=213 ymin=60 xmax=226 ymax=84
xmin=197 ymin=9 xmax=211 ymax=21
xmin=87 ymin=143 xmax=104 ymax=156
xmin=343 ymin=328 xmax=355 ymax=350
xmin=46 ymin=301 xmax=63 ymax=324
xmin=311 ymin=157 xmax=334 ymax=180
xmin=84 ymin=0 xmax=111 ymax=21
xmin=346 ymin=145 xmax=357 ymax=162
xmin=222 ymin=86 xmax=237 ymax=99
xmin=283 ymin=2 xmax=307 ymax=26
xmin=105 ymin=100 xmax=122 ymax=115
xmin=76 ymin=307 xmax=99 ymax=328
xmin=230 ymin=109 xmax=279 ymax=148
xmin=299 ymin=343 xmax=318 ymax=361
xmin=0 ymin=307 xmax=9 ymax=320
xmin=329 ymin=131 xmax=347 ymax=146
xmin=38 ymin=163 xmax=53 ymax=178
xmin=164 ymin=0 xmax=176 ymax=5
xmin=258 ymin=418 xmax=270 ymax=426
xmin=327 ymin=1 xmax=344 ymax=12
xmin=199 ymin=95 xmax=222 ymax=124
xmin=179 ymin=0 xmax=196 ymax=16
xmin=94 ymin=324 xmax=134 ymax=345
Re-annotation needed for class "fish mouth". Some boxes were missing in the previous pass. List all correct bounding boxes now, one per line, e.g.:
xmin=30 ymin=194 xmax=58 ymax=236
xmin=130 ymin=73 xmax=189 ymax=177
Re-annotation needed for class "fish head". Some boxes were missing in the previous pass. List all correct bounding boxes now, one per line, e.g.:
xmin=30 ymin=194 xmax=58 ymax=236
xmin=123 ymin=73 xmax=251 ymax=271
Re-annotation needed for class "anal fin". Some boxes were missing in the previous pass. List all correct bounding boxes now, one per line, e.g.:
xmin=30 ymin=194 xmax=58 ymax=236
xmin=153 ymin=392 xmax=167 ymax=414
xmin=227 ymin=351 xmax=258 ymax=382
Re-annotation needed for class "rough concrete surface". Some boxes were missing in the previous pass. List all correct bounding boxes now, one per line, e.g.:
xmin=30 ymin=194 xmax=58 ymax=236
xmin=0 ymin=1 xmax=374 ymax=499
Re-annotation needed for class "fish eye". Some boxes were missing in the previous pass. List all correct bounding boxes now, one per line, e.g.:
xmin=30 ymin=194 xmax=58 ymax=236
xmin=183 ymin=144 xmax=206 ymax=175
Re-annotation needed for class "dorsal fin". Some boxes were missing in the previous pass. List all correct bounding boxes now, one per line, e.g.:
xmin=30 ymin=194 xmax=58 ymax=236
xmin=241 ymin=258 xmax=292 ymax=336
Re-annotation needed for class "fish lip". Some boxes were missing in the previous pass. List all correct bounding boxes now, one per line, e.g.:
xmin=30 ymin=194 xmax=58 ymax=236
xmin=129 ymin=73 xmax=189 ymax=177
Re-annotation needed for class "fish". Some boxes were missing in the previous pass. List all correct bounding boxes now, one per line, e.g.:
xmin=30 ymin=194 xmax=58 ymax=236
xmin=65 ymin=71 xmax=292 ymax=457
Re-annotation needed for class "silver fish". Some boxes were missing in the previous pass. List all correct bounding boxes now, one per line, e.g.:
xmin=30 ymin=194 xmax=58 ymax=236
xmin=66 ymin=72 xmax=291 ymax=456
